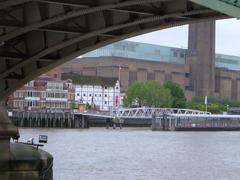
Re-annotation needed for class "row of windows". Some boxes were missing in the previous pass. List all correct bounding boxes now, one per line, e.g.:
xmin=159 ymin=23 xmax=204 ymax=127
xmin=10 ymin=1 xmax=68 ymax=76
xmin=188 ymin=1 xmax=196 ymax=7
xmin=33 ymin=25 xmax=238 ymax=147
xmin=14 ymin=91 xmax=45 ymax=98
xmin=13 ymin=100 xmax=71 ymax=109
xmin=13 ymin=101 xmax=45 ymax=108
xmin=27 ymin=91 xmax=42 ymax=98
xmin=14 ymin=91 xmax=24 ymax=98
xmin=14 ymin=90 xmax=74 ymax=100
xmin=47 ymin=82 xmax=64 ymax=90
xmin=171 ymin=49 xmax=185 ymax=58
xmin=76 ymin=93 xmax=115 ymax=97
xmin=25 ymin=80 xmax=73 ymax=90
xmin=76 ymin=86 xmax=119 ymax=90
xmin=46 ymin=92 xmax=68 ymax=99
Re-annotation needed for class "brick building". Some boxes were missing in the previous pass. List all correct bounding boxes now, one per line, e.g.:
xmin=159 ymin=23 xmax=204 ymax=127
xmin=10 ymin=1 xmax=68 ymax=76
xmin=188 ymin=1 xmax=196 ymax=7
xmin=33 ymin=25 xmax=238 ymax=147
xmin=7 ymin=75 xmax=75 ymax=112
xmin=48 ymin=21 xmax=240 ymax=101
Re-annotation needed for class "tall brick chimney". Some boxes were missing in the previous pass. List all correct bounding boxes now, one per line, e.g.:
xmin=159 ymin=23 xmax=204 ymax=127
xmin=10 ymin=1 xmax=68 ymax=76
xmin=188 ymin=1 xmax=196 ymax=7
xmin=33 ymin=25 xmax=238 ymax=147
xmin=187 ymin=21 xmax=215 ymax=97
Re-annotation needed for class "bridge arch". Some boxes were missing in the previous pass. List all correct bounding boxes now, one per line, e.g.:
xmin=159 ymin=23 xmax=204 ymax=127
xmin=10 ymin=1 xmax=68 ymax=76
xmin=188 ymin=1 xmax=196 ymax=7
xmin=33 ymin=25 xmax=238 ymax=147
xmin=0 ymin=0 xmax=236 ymax=100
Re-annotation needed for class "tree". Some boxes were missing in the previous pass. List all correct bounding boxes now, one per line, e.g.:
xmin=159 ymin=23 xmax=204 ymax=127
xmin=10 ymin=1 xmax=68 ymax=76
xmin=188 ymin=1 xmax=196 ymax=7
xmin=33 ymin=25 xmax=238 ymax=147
xmin=187 ymin=101 xmax=205 ymax=111
xmin=145 ymin=81 xmax=172 ymax=107
xmin=124 ymin=81 xmax=147 ymax=107
xmin=187 ymin=96 xmax=240 ymax=113
xmin=163 ymin=80 xmax=187 ymax=108
xmin=125 ymin=81 xmax=173 ymax=108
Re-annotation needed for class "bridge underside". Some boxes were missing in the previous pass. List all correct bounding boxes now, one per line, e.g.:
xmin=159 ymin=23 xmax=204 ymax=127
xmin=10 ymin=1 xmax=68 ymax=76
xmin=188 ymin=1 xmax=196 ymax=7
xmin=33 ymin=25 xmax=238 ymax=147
xmin=0 ymin=0 xmax=238 ymax=100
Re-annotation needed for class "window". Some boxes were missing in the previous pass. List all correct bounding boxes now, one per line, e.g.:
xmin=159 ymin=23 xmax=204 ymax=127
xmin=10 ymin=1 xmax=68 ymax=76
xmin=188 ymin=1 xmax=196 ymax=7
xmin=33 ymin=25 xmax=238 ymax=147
xmin=28 ymin=101 xmax=33 ymax=107
xmin=180 ymin=52 xmax=185 ymax=58
xmin=77 ymin=93 xmax=80 ymax=96
xmin=105 ymin=94 xmax=107 ymax=97
xmin=83 ymin=94 xmax=86 ymax=97
xmin=14 ymin=92 xmax=18 ymax=98
xmin=185 ymin=86 xmax=192 ymax=91
xmin=89 ymin=94 xmax=92 ymax=97
xmin=13 ymin=101 xmax=18 ymax=107
xmin=173 ymin=51 xmax=178 ymax=57
xmin=104 ymin=101 xmax=107 ymax=105
xmin=95 ymin=94 xmax=97 ymax=97
xmin=104 ymin=86 xmax=107 ymax=89
xmin=27 ymin=91 xmax=31 ymax=97
xmin=154 ymin=49 xmax=161 ymax=55
xmin=41 ymin=92 xmax=45 ymax=98
xmin=185 ymin=73 xmax=190 ymax=78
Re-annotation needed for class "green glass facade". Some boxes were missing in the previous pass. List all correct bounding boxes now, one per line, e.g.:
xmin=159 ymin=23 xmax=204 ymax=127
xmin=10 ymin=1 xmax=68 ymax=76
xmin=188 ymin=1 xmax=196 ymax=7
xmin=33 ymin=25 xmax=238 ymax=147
xmin=83 ymin=41 xmax=186 ymax=64
xmin=83 ymin=40 xmax=240 ymax=71
xmin=215 ymin=54 xmax=240 ymax=71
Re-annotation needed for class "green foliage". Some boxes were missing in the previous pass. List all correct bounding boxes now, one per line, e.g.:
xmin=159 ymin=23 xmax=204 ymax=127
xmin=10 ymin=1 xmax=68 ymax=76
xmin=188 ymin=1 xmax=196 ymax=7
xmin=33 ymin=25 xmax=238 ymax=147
xmin=125 ymin=81 xmax=172 ymax=108
xmin=125 ymin=80 xmax=240 ymax=114
xmin=124 ymin=81 xmax=147 ymax=107
xmin=145 ymin=81 xmax=172 ymax=107
xmin=187 ymin=101 xmax=205 ymax=111
xmin=187 ymin=96 xmax=240 ymax=113
xmin=163 ymin=80 xmax=187 ymax=108
xmin=71 ymin=103 xmax=77 ymax=109
xmin=86 ymin=102 xmax=92 ymax=110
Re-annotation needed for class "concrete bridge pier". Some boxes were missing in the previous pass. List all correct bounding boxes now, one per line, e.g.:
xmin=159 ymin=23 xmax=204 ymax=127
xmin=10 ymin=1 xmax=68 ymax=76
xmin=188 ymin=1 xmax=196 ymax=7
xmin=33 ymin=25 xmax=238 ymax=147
xmin=0 ymin=101 xmax=19 ymax=160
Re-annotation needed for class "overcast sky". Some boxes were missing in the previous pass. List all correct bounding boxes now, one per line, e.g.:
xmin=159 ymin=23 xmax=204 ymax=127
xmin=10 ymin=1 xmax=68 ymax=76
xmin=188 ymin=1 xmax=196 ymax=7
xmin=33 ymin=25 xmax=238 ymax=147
xmin=128 ymin=19 xmax=240 ymax=56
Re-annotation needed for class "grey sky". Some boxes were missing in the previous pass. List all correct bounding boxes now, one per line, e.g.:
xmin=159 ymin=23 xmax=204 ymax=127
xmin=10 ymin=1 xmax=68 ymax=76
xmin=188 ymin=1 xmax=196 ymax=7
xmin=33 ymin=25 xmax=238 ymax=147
xmin=128 ymin=19 xmax=240 ymax=56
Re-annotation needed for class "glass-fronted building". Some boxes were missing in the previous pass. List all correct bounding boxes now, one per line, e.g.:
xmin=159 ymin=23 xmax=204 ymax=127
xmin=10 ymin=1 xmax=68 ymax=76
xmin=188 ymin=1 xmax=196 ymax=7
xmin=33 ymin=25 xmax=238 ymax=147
xmin=83 ymin=41 xmax=186 ymax=65
xmin=83 ymin=40 xmax=240 ymax=71
xmin=215 ymin=54 xmax=240 ymax=71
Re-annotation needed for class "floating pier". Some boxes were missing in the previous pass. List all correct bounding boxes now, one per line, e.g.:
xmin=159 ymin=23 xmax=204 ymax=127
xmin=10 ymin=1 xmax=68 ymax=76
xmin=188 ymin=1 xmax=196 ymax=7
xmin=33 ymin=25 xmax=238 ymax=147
xmin=152 ymin=114 xmax=240 ymax=131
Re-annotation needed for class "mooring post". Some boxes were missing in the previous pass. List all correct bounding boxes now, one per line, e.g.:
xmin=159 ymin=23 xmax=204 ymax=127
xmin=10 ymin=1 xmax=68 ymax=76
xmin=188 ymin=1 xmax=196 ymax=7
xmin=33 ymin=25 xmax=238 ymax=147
xmin=81 ymin=115 xmax=85 ymax=128
xmin=151 ymin=111 xmax=156 ymax=130
xmin=0 ymin=101 xmax=19 ymax=160
xmin=106 ymin=118 xmax=110 ymax=129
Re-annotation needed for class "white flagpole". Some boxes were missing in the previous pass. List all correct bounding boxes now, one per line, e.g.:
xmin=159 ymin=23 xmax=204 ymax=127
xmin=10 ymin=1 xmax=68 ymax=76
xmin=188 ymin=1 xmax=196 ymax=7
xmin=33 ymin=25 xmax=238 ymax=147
xmin=204 ymin=96 xmax=208 ymax=112
xmin=118 ymin=65 xmax=121 ymax=107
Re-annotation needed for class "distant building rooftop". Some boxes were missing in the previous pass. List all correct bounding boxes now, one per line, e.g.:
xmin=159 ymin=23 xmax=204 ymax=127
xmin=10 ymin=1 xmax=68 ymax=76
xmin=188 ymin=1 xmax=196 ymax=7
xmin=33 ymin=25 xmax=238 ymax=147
xmin=82 ymin=40 xmax=240 ymax=71
xmin=62 ymin=73 xmax=118 ymax=86
xmin=83 ymin=40 xmax=186 ymax=65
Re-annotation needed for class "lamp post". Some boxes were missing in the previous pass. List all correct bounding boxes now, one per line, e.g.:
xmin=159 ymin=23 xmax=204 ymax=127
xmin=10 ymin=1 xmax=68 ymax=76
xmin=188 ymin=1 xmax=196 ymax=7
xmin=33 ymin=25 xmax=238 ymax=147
xmin=204 ymin=96 xmax=208 ymax=113
xmin=118 ymin=65 xmax=121 ymax=107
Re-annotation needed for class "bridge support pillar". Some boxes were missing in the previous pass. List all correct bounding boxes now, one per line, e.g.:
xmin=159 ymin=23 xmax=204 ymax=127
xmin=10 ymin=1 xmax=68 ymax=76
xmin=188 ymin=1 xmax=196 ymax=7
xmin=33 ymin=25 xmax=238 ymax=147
xmin=0 ymin=101 xmax=19 ymax=160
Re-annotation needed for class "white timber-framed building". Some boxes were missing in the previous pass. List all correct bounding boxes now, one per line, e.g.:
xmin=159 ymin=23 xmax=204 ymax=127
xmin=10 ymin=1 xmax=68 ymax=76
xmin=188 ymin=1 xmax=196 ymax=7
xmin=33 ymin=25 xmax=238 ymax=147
xmin=62 ymin=73 xmax=121 ymax=111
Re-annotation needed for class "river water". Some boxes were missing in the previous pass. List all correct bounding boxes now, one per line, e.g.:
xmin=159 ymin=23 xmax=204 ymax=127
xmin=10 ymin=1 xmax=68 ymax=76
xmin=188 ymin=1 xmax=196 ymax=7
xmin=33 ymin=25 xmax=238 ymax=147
xmin=18 ymin=128 xmax=240 ymax=180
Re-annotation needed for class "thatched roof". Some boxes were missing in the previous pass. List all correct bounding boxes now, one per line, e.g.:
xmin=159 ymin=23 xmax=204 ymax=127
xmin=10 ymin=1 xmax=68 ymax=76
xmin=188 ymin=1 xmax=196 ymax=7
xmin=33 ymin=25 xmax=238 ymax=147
xmin=62 ymin=73 xmax=118 ymax=86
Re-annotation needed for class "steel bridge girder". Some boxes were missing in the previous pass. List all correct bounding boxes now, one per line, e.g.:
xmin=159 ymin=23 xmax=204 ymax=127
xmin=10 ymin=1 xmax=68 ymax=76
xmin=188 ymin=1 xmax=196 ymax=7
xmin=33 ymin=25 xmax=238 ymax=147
xmin=0 ymin=0 xmax=236 ymax=99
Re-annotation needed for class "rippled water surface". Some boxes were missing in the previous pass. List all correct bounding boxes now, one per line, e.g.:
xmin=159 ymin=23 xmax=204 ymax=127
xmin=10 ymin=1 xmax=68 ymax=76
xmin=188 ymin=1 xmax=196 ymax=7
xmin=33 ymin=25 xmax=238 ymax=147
xmin=19 ymin=128 xmax=240 ymax=180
